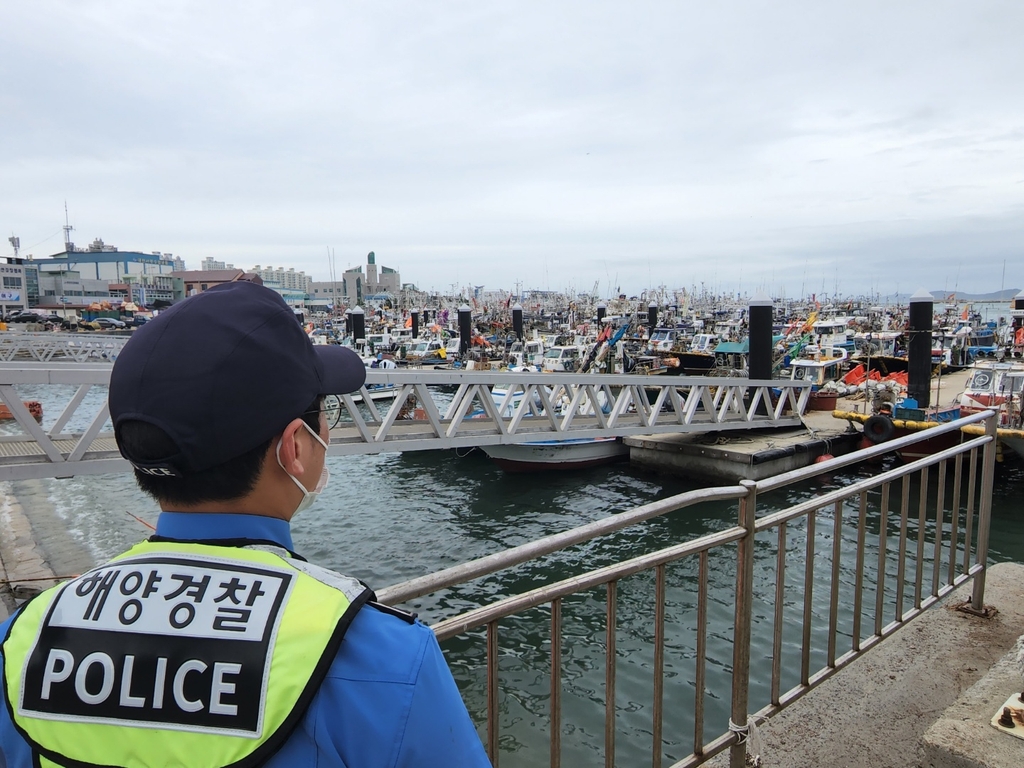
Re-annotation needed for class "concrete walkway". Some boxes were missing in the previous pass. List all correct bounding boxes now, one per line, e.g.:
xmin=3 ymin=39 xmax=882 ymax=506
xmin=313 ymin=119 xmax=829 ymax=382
xmin=0 ymin=492 xmax=61 ymax=623
xmin=709 ymin=562 xmax=1024 ymax=768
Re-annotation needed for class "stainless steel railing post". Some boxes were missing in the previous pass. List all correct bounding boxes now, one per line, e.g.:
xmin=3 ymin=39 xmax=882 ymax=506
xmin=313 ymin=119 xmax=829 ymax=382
xmin=729 ymin=480 xmax=757 ymax=768
xmin=971 ymin=410 xmax=998 ymax=611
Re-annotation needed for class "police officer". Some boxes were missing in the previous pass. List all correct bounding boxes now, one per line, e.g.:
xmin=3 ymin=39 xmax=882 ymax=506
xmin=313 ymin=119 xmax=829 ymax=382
xmin=0 ymin=282 xmax=490 ymax=768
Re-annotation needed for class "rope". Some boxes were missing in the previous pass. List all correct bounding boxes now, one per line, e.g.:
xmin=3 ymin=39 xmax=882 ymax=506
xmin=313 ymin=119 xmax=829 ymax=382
xmin=728 ymin=716 xmax=766 ymax=766
xmin=126 ymin=511 xmax=156 ymax=531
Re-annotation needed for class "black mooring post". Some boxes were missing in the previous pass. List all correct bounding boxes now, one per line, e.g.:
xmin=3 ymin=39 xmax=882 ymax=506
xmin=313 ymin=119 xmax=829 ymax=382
xmin=351 ymin=306 xmax=365 ymax=342
xmin=512 ymin=304 xmax=524 ymax=342
xmin=748 ymin=293 xmax=773 ymax=381
xmin=411 ymin=311 xmax=419 ymax=340
xmin=458 ymin=305 xmax=472 ymax=356
xmin=908 ymin=289 xmax=934 ymax=408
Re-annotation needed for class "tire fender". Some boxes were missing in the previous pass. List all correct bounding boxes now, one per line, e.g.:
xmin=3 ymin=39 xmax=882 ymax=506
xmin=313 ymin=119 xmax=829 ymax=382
xmin=863 ymin=415 xmax=896 ymax=444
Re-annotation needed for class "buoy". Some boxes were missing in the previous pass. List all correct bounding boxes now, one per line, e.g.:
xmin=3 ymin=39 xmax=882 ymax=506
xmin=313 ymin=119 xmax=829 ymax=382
xmin=815 ymin=454 xmax=835 ymax=463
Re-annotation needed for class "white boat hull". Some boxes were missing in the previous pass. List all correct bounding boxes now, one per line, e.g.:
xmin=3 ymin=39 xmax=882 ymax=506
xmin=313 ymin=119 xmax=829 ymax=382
xmin=1003 ymin=436 xmax=1024 ymax=461
xmin=481 ymin=437 xmax=628 ymax=472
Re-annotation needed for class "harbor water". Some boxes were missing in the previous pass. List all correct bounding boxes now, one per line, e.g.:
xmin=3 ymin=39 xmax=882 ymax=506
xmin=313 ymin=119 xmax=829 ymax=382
xmin=3 ymin=379 xmax=1023 ymax=765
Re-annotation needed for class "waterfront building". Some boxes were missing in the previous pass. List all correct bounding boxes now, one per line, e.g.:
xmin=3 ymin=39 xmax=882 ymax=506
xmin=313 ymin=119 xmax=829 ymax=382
xmin=173 ymin=269 xmax=263 ymax=297
xmin=31 ymin=239 xmax=180 ymax=309
xmin=107 ymin=272 xmax=184 ymax=307
xmin=250 ymin=265 xmax=313 ymax=294
xmin=307 ymin=281 xmax=344 ymax=310
xmin=200 ymin=256 xmax=235 ymax=271
xmin=36 ymin=269 xmax=113 ymax=309
xmin=39 ymin=239 xmax=179 ymax=282
xmin=341 ymin=251 xmax=400 ymax=305
xmin=0 ymin=259 xmax=30 ymax=315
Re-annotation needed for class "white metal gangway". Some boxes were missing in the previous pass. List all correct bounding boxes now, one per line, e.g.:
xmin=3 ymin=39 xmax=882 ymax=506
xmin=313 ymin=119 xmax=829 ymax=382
xmin=0 ymin=332 xmax=129 ymax=364
xmin=0 ymin=363 xmax=811 ymax=481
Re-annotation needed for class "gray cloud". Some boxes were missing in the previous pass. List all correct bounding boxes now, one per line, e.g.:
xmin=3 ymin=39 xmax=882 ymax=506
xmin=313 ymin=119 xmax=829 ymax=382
xmin=2 ymin=1 xmax=1022 ymax=297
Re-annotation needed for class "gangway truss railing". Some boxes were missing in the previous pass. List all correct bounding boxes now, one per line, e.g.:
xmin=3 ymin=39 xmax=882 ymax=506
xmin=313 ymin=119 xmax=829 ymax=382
xmin=0 ymin=364 xmax=811 ymax=481
xmin=378 ymin=410 xmax=998 ymax=768
xmin=0 ymin=331 xmax=129 ymax=363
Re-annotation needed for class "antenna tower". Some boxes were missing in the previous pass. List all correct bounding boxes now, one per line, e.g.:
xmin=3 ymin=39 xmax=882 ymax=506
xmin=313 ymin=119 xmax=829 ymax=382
xmin=63 ymin=201 xmax=75 ymax=251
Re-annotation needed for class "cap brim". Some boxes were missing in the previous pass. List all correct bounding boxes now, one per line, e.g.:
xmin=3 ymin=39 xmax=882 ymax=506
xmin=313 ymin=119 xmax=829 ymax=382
xmin=315 ymin=345 xmax=367 ymax=395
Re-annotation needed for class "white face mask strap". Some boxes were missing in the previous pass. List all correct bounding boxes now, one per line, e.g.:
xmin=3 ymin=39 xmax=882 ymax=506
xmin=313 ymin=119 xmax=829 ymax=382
xmin=301 ymin=419 xmax=329 ymax=451
xmin=275 ymin=420 xmax=329 ymax=497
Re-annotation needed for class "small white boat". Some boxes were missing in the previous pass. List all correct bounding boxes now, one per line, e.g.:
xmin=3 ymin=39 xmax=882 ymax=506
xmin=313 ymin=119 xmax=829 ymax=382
xmin=481 ymin=437 xmax=628 ymax=472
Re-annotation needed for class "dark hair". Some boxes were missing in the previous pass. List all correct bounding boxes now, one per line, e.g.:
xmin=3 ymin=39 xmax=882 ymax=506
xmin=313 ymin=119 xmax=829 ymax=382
xmin=119 ymin=398 xmax=323 ymax=507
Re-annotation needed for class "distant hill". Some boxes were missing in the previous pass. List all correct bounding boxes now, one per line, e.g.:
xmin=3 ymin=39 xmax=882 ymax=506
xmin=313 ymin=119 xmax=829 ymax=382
xmin=929 ymin=289 xmax=1021 ymax=302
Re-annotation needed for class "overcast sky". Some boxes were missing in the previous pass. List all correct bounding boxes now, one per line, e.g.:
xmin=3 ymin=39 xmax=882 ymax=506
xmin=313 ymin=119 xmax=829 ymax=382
xmin=2 ymin=2 xmax=1022 ymax=299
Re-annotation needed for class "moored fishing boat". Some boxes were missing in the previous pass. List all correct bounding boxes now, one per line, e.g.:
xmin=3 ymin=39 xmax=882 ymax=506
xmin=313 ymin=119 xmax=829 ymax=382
xmin=958 ymin=364 xmax=1024 ymax=460
xmin=833 ymin=398 xmax=964 ymax=461
xmin=480 ymin=437 xmax=628 ymax=472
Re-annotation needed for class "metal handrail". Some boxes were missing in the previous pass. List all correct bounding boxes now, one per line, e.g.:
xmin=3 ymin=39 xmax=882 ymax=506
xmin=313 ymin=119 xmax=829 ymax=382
xmin=382 ymin=410 xmax=998 ymax=768
xmin=377 ymin=485 xmax=747 ymax=605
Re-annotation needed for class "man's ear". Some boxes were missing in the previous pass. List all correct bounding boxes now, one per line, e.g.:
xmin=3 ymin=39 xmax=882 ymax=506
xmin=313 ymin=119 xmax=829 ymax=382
xmin=275 ymin=418 xmax=309 ymax=477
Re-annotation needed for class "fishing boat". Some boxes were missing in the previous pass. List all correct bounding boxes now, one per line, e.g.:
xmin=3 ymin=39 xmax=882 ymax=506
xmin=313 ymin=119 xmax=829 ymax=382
xmin=957 ymin=361 xmax=1024 ymax=414
xmin=507 ymin=338 xmax=546 ymax=369
xmin=786 ymin=346 xmax=849 ymax=410
xmin=542 ymin=345 xmax=583 ymax=372
xmin=480 ymin=437 xmax=628 ymax=472
xmin=958 ymin=362 xmax=1024 ymax=460
xmin=850 ymin=331 xmax=908 ymax=374
xmin=834 ymin=398 xmax=964 ymax=462
xmin=0 ymin=401 xmax=43 ymax=421
xmin=661 ymin=333 xmax=718 ymax=375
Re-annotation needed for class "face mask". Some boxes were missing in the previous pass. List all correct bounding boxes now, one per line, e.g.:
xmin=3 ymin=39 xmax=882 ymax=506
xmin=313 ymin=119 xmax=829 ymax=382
xmin=276 ymin=421 xmax=330 ymax=516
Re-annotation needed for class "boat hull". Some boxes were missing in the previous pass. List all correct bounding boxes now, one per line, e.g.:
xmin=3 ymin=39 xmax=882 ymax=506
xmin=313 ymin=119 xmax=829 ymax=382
xmin=481 ymin=437 xmax=628 ymax=472
xmin=1003 ymin=436 xmax=1024 ymax=461
xmin=890 ymin=425 xmax=963 ymax=461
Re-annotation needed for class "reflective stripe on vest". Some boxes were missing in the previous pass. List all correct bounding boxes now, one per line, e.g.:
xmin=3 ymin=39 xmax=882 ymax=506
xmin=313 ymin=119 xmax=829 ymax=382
xmin=2 ymin=540 xmax=371 ymax=768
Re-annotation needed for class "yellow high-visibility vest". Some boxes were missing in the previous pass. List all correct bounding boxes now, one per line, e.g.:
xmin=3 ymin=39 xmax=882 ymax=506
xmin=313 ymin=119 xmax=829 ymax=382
xmin=2 ymin=540 xmax=370 ymax=768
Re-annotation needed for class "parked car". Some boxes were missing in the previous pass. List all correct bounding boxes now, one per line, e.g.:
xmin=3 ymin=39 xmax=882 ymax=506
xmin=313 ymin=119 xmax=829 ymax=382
xmin=128 ymin=315 xmax=149 ymax=327
xmin=9 ymin=312 xmax=48 ymax=324
xmin=91 ymin=317 xmax=127 ymax=330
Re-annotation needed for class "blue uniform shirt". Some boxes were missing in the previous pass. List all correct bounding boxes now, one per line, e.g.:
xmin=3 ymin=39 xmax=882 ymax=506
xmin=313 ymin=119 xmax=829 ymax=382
xmin=0 ymin=512 xmax=491 ymax=768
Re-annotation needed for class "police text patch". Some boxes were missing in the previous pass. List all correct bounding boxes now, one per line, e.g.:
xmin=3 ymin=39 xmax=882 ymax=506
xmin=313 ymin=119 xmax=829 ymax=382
xmin=17 ymin=554 xmax=294 ymax=737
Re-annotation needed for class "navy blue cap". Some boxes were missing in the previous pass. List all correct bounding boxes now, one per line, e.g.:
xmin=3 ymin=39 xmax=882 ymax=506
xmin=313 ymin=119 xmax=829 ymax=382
xmin=109 ymin=281 xmax=365 ymax=475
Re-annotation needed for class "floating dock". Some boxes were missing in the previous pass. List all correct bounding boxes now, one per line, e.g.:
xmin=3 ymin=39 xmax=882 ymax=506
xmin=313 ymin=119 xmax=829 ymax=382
xmin=625 ymin=368 xmax=974 ymax=482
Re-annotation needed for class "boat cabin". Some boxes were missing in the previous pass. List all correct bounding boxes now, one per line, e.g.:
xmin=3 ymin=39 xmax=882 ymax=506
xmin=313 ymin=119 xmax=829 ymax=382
xmin=853 ymin=332 xmax=903 ymax=358
xmin=508 ymin=339 xmax=545 ymax=368
xmin=648 ymin=327 xmax=681 ymax=353
xmin=811 ymin=318 xmax=853 ymax=350
xmin=542 ymin=346 xmax=581 ymax=372
xmin=789 ymin=347 xmax=849 ymax=388
xmin=689 ymin=333 xmax=719 ymax=354
xmin=405 ymin=339 xmax=446 ymax=360
xmin=959 ymin=363 xmax=1024 ymax=413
